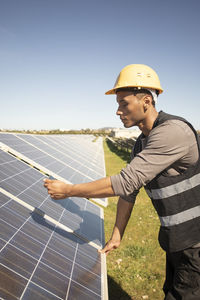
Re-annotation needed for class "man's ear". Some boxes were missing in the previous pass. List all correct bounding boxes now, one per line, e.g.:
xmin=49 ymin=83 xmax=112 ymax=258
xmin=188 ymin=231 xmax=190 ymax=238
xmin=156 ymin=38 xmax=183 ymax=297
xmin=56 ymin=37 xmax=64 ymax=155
xmin=143 ymin=95 xmax=151 ymax=111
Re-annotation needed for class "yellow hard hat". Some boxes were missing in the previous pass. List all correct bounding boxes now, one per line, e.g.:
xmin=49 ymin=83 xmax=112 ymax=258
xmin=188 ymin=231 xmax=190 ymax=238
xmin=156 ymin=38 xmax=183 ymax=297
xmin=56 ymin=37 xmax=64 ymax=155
xmin=105 ymin=64 xmax=163 ymax=95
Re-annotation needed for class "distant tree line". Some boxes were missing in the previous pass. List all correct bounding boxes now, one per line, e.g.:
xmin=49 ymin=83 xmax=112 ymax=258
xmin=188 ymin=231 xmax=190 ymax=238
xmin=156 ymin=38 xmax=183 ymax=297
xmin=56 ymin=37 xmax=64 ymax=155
xmin=0 ymin=128 xmax=110 ymax=136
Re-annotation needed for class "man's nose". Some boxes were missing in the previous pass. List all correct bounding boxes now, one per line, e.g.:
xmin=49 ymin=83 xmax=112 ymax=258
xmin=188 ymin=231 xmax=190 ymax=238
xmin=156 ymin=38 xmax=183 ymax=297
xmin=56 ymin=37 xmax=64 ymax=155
xmin=116 ymin=108 xmax=123 ymax=116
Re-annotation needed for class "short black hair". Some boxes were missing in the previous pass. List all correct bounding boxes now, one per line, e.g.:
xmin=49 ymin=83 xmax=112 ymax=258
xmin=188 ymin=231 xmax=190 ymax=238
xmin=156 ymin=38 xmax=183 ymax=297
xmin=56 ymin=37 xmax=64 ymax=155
xmin=116 ymin=87 xmax=157 ymax=107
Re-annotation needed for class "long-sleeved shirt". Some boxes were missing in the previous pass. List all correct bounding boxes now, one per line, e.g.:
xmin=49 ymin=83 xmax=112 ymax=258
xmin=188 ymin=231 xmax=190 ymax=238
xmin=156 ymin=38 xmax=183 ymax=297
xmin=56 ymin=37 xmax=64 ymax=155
xmin=110 ymin=119 xmax=199 ymax=203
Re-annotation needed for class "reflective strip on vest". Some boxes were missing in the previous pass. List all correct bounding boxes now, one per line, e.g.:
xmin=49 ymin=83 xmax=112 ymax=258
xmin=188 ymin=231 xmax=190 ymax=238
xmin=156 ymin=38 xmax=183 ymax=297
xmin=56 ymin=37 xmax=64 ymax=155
xmin=159 ymin=205 xmax=200 ymax=227
xmin=146 ymin=173 xmax=200 ymax=200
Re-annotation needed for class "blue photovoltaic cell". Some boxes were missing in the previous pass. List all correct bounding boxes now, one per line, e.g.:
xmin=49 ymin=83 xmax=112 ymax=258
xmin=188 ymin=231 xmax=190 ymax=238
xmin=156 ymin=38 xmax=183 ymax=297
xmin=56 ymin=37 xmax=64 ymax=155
xmin=0 ymin=192 xmax=102 ymax=299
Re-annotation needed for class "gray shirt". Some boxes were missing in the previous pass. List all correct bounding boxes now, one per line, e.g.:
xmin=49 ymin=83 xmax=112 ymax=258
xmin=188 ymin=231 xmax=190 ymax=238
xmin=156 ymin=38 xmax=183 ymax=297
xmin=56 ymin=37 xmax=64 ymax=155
xmin=110 ymin=120 xmax=199 ymax=202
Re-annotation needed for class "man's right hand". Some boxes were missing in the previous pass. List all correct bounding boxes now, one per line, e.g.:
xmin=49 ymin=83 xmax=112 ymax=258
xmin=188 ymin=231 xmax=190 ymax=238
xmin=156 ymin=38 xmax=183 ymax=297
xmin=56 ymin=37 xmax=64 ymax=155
xmin=98 ymin=197 xmax=133 ymax=256
xmin=98 ymin=239 xmax=120 ymax=256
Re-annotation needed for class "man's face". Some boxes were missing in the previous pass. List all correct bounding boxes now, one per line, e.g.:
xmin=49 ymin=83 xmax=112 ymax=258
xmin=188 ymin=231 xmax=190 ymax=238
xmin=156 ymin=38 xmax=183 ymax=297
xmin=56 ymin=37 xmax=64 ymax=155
xmin=116 ymin=91 xmax=145 ymax=128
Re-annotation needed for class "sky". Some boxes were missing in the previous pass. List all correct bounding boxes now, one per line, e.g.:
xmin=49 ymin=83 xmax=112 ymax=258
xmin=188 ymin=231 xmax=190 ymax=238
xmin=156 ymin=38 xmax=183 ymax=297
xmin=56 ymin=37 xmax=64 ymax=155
xmin=0 ymin=0 xmax=200 ymax=130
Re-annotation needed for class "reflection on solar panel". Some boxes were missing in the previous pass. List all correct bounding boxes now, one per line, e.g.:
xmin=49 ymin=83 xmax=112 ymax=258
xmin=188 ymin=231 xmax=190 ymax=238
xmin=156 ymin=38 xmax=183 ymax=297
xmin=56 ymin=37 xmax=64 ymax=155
xmin=0 ymin=134 xmax=108 ymax=299
xmin=0 ymin=133 xmax=107 ymax=207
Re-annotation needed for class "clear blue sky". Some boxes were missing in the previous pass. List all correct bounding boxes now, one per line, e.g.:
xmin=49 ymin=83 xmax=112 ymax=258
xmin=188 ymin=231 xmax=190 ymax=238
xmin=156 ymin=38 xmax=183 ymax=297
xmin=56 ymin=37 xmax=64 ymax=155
xmin=1 ymin=0 xmax=200 ymax=130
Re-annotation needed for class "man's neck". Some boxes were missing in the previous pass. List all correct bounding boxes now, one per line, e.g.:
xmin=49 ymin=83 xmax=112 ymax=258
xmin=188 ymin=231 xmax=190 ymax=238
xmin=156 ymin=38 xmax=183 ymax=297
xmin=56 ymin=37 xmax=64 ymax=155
xmin=138 ymin=109 xmax=159 ymax=136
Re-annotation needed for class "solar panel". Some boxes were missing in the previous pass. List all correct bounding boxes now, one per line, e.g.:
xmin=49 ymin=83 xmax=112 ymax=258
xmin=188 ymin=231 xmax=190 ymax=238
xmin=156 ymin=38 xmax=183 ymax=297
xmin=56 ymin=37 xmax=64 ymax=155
xmin=0 ymin=192 xmax=107 ymax=299
xmin=0 ymin=133 xmax=107 ymax=207
xmin=0 ymin=149 xmax=104 ymax=247
xmin=0 ymin=136 xmax=108 ymax=299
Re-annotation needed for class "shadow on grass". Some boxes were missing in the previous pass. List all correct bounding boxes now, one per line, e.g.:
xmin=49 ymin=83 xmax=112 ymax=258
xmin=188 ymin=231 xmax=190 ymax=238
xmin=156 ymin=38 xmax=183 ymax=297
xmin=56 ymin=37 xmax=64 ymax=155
xmin=108 ymin=275 xmax=132 ymax=300
xmin=106 ymin=140 xmax=131 ymax=163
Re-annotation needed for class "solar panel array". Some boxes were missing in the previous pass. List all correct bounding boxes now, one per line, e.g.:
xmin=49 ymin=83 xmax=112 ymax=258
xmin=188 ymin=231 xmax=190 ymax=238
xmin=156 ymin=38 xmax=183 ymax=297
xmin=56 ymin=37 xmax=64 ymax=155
xmin=0 ymin=133 xmax=108 ymax=299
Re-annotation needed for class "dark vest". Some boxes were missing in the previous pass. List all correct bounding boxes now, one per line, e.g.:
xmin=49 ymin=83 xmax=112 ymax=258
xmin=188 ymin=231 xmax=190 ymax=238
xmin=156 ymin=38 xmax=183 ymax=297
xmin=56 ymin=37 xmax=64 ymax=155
xmin=133 ymin=111 xmax=200 ymax=252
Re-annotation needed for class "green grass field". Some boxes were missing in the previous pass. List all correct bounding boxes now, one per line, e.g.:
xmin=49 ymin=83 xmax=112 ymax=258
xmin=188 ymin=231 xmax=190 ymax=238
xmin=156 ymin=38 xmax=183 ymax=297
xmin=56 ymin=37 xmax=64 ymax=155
xmin=103 ymin=139 xmax=165 ymax=300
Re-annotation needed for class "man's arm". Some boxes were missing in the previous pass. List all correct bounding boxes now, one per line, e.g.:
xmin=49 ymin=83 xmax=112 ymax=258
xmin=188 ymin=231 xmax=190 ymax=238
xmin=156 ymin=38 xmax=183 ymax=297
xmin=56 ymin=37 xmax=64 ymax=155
xmin=44 ymin=177 xmax=115 ymax=199
xmin=99 ymin=197 xmax=134 ymax=255
xmin=44 ymin=121 xmax=197 ymax=201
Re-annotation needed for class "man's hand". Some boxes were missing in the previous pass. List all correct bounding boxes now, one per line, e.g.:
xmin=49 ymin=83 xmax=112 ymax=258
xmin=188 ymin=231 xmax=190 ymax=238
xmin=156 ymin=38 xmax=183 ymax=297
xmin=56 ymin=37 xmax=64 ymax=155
xmin=98 ymin=197 xmax=134 ymax=256
xmin=44 ymin=179 xmax=72 ymax=199
xmin=98 ymin=239 xmax=121 ymax=256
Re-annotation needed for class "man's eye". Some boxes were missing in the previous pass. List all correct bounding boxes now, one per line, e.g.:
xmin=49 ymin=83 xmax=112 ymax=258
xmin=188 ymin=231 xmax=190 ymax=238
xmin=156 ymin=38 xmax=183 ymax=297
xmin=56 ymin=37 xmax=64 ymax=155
xmin=118 ymin=102 xmax=128 ymax=109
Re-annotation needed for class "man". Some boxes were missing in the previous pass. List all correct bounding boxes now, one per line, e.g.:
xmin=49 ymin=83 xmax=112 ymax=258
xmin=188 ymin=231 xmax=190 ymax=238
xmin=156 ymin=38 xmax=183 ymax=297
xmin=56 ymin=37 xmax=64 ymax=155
xmin=44 ymin=64 xmax=200 ymax=299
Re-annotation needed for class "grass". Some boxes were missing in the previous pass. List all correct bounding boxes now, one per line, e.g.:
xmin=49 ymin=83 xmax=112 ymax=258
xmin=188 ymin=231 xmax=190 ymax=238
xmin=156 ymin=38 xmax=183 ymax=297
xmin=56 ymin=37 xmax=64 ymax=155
xmin=103 ymin=139 xmax=165 ymax=300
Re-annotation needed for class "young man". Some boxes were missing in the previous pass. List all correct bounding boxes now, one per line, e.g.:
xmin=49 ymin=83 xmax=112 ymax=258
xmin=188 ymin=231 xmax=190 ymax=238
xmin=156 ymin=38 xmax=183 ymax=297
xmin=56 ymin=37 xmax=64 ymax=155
xmin=44 ymin=64 xmax=200 ymax=299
